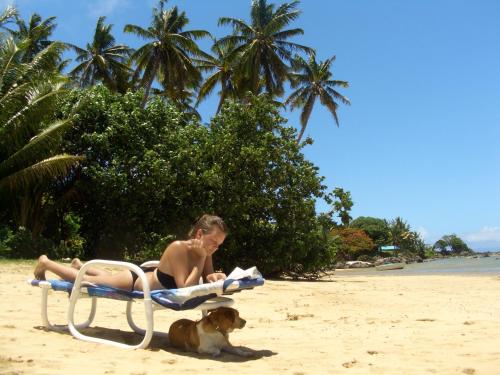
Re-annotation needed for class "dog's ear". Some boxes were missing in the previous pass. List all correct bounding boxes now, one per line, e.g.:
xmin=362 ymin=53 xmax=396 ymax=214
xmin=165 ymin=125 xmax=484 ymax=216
xmin=223 ymin=309 xmax=236 ymax=323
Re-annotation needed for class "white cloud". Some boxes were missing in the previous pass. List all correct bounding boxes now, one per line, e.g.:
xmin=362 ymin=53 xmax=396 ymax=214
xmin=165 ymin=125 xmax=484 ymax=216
xmin=463 ymin=226 xmax=500 ymax=251
xmin=86 ymin=0 xmax=129 ymax=18
xmin=464 ymin=226 xmax=500 ymax=242
xmin=416 ymin=226 xmax=428 ymax=240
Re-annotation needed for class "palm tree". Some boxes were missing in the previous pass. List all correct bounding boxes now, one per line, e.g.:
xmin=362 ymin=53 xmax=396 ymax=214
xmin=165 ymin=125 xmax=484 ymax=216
xmin=195 ymin=38 xmax=238 ymax=113
xmin=217 ymin=0 xmax=312 ymax=97
xmin=124 ymin=0 xmax=210 ymax=107
xmin=285 ymin=53 xmax=350 ymax=142
xmin=11 ymin=12 xmax=57 ymax=62
xmin=389 ymin=217 xmax=410 ymax=251
xmin=70 ymin=16 xmax=132 ymax=93
xmin=0 ymin=38 xmax=83 ymax=233
xmin=0 ymin=5 xmax=18 ymax=38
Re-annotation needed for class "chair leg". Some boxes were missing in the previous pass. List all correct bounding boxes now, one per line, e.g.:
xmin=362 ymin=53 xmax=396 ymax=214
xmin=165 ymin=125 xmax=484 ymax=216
xmin=126 ymin=300 xmax=145 ymax=334
xmin=40 ymin=282 xmax=59 ymax=330
xmin=39 ymin=282 xmax=96 ymax=331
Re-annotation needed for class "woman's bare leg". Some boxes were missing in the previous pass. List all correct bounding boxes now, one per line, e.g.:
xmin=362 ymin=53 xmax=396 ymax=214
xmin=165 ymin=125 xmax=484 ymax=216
xmin=34 ymin=255 xmax=134 ymax=290
xmin=34 ymin=255 xmax=78 ymax=281
xmin=70 ymin=258 xmax=110 ymax=276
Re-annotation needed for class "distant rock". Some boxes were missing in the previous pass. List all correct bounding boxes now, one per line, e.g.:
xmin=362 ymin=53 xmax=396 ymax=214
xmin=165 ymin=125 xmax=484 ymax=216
xmin=345 ymin=261 xmax=373 ymax=268
xmin=374 ymin=257 xmax=403 ymax=266
xmin=335 ymin=261 xmax=346 ymax=269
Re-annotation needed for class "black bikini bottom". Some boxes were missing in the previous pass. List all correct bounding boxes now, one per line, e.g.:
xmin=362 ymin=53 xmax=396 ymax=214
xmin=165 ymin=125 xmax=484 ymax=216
xmin=129 ymin=267 xmax=177 ymax=290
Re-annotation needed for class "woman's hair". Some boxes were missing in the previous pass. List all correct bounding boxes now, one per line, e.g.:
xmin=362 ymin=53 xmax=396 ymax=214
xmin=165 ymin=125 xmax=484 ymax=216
xmin=188 ymin=214 xmax=228 ymax=238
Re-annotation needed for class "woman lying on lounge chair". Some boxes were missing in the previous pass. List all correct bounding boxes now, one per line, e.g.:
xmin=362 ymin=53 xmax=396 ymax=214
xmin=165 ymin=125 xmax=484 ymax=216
xmin=34 ymin=214 xmax=228 ymax=291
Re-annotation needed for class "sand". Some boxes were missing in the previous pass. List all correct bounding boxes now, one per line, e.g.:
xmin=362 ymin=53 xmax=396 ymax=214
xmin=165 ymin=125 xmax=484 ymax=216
xmin=0 ymin=260 xmax=499 ymax=375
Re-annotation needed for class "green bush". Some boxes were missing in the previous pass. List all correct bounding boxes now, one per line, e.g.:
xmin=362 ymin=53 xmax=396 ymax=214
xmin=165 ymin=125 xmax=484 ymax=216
xmin=0 ymin=225 xmax=13 ymax=258
xmin=55 ymin=87 xmax=336 ymax=276
xmin=124 ymin=233 xmax=175 ymax=263
xmin=3 ymin=226 xmax=54 ymax=259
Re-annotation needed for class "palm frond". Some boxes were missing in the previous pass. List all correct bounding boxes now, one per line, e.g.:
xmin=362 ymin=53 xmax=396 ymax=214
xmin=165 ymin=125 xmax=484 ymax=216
xmin=218 ymin=17 xmax=254 ymax=34
xmin=123 ymin=24 xmax=155 ymax=40
xmin=179 ymin=29 xmax=211 ymax=40
xmin=0 ymin=118 xmax=72 ymax=177
xmin=318 ymin=91 xmax=340 ymax=126
xmin=324 ymin=86 xmax=351 ymax=105
xmin=196 ymin=70 xmax=221 ymax=106
xmin=0 ymin=154 xmax=84 ymax=192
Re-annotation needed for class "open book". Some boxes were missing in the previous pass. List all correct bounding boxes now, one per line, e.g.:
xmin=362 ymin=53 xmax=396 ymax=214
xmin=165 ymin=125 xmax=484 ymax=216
xmin=227 ymin=266 xmax=262 ymax=280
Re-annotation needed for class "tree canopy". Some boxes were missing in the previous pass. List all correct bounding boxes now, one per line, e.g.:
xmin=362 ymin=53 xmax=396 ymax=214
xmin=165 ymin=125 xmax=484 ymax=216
xmin=433 ymin=234 xmax=472 ymax=255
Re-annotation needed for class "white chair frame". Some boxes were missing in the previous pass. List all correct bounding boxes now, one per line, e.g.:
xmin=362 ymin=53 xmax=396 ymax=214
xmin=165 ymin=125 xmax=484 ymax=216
xmin=33 ymin=259 xmax=234 ymax=349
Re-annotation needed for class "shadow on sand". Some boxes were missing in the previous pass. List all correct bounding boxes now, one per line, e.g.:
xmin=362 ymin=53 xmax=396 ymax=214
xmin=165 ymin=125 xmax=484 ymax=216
xmin=34 ymin=325 xmax=277 ymax=362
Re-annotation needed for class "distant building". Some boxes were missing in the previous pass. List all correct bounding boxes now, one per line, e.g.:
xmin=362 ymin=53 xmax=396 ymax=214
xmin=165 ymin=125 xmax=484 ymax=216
xmin=379 ymin=245 xmax=399 ymax=252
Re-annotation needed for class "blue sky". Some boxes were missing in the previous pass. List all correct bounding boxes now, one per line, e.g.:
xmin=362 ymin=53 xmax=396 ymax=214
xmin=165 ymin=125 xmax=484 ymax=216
xmin=4 ymin=0 xmax=500 ymax=250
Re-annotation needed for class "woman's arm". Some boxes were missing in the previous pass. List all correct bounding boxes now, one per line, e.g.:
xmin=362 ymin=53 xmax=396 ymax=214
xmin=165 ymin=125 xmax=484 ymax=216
xmin=159 ymin=241 xmax=199 ymax=288
xmin=203 ymin=255 xmax=226 ymax=282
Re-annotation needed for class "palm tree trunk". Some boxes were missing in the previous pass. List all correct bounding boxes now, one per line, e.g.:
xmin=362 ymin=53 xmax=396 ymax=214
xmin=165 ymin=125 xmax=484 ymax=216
xmin=296 ymin=125 xmax=306 ymax=143
xmin=141 ymin=59 xmax=160 ymax=108
xmin=141 ymin=78 xmax=154 ymax=108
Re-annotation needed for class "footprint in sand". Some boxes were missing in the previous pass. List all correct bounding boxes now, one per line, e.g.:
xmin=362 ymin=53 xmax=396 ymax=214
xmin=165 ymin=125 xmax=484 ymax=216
xmin=161 ymin=359 xmax=176 ymax=365
xmin=342 ymin=359 xmax=358 ymax=368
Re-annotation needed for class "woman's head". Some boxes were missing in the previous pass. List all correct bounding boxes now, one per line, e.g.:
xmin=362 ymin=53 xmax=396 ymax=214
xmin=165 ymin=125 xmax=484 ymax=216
xmin=189 ymin=214 xmax=228 ymax=254
xmin=189 ymin=214 xmax=228 ymax=238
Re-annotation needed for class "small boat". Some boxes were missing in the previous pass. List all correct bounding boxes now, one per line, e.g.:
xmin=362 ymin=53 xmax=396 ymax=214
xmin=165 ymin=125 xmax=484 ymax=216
xmin=375 ymin=262 xmax=405 ymax=271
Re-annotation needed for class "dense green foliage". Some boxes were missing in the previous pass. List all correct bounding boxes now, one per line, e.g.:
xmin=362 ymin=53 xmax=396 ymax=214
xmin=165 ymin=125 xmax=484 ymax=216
xmin=0 ymin=36 xmax=83 ymax=237
xmin=433 ymin=234 xmax=472 ymax=255
xmin=49 ymin=87 xmax=335 ymax=275
xmin=350 ymin=216 xmax=391 ymax=248
xmin=207 ymin=94 xmax=337 ymax=275
xmin=1 ymin=1 xmax=464 ymax=277
xmin=330 ymin=227 xmax=374 ymax=260
xmin=330 ymin=187 xmax=353 ymax=227
xmin=348 ymin=216 xmax=426 ymax=259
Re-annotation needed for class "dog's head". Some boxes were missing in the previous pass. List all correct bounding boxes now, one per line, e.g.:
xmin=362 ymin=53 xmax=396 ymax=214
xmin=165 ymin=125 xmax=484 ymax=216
xmin=207 ymin=307 xmax=246 ymax=333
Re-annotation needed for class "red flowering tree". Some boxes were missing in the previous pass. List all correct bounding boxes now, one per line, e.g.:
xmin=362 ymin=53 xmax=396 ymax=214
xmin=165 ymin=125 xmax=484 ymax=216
xmin=330 ymin=228 xmax=375 ymax=260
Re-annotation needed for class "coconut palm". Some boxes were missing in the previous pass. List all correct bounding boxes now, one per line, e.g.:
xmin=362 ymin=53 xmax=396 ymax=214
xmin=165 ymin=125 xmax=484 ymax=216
xmin=70 ymin=16 xmax=132 ymax=93
xmin=0 ymin=5 xmax=18 ymax=38
xmin=285 ymin=54 xmax=350 ymax=142
xmin=217 ymin=0 xmax=312 ymax=97
xmin=11 ymin=12 xmax=57 ymax=62
xmin=0 ymin=38 xmax=83 ymax=232
xmin=151 ymin=85 xmax=201 ymax=121
xmin=195 ymin=39 xmax=238 ymax=113
xmin=124 ymin=0 xmax=210 ymax=107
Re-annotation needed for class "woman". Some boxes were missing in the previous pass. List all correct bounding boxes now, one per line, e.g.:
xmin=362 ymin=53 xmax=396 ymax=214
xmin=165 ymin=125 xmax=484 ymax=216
xmin=34 ymin=214 xmax=228 ymax=290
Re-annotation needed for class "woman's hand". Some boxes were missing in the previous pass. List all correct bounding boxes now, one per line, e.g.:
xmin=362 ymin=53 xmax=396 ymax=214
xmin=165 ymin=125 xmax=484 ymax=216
xmin=187 ymin=239 xmax=207 ymax=257
xmin=206 ymin=272 xmax=227 ymax=283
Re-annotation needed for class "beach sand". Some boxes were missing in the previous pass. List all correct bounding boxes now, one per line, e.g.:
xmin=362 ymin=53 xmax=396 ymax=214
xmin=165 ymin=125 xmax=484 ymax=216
xmin=1 ymin=261 xmax=499 ymax=375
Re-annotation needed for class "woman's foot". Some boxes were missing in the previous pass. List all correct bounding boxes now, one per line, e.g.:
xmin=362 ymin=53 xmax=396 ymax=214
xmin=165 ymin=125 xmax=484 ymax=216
xmin=34 ymin=255 xmax=48 ymax=280
xmin=71 ymin=258 xmax=83 ymax=270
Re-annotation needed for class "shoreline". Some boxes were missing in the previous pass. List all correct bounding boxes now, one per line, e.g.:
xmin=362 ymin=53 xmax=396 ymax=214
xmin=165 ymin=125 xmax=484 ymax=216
xmin=335 ymin=256 xmax=500 ymax=277
xmin=1 ymin=261 xmax=499 ymax=374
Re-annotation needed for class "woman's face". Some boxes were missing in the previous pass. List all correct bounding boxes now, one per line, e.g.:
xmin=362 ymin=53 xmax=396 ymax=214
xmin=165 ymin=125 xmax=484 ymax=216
xmin=197 ymin=227 xmax=226 ymax=255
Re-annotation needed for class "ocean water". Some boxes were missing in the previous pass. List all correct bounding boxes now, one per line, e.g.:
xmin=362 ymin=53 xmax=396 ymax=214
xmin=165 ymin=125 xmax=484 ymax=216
xmin=336 ymin=255 xmax=500 ymax=276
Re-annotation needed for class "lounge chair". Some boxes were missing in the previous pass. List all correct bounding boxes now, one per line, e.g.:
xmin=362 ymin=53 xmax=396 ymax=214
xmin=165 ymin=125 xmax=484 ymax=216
xmin=28 ymin=260 xmax=264 ymax=349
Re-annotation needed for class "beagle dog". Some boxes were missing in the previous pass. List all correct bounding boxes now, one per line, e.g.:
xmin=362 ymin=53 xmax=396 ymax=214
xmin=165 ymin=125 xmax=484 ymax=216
xmin=168 ymin=307 xmax=252 ymax=357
